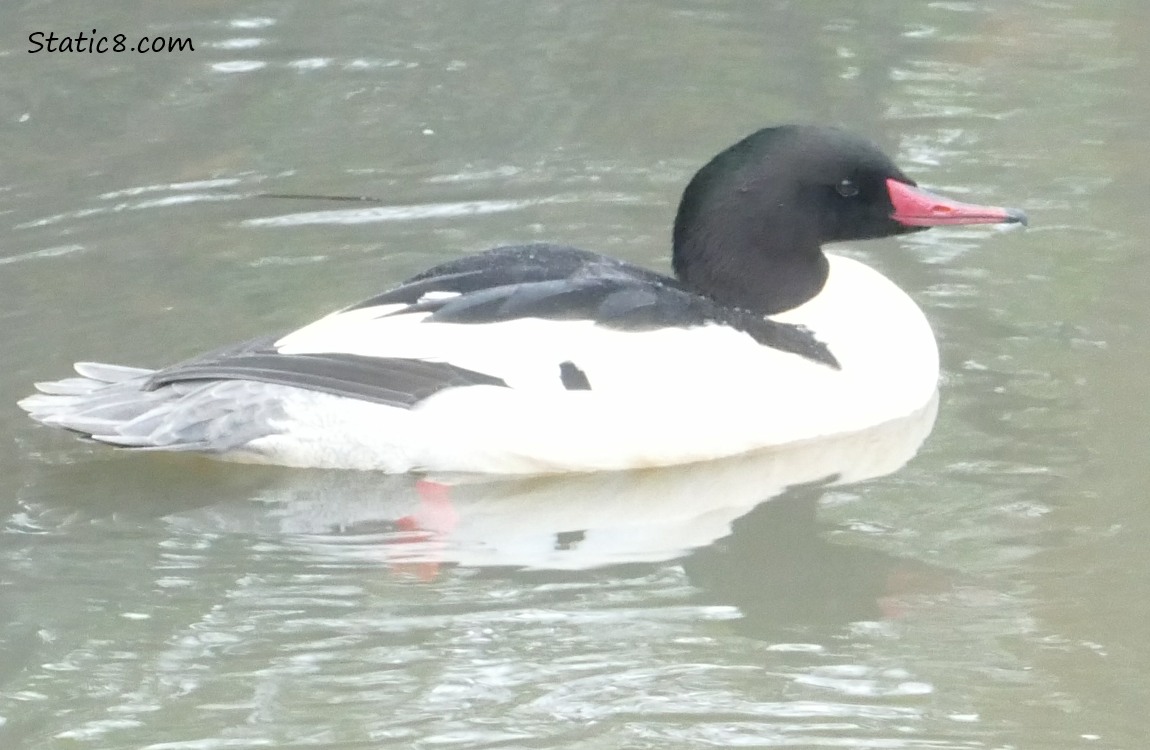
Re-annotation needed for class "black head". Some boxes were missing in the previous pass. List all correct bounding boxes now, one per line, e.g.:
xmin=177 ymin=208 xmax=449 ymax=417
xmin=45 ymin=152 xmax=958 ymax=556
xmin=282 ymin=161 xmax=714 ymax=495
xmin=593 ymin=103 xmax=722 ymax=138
xmin=672 ymin=125 xmax=1025 ymax=315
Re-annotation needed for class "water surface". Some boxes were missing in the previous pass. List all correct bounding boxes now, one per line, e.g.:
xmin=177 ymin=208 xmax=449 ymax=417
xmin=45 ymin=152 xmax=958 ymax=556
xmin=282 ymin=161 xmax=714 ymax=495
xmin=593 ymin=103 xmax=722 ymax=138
xmin=3 ymin=1 xmax=1148 ymax=747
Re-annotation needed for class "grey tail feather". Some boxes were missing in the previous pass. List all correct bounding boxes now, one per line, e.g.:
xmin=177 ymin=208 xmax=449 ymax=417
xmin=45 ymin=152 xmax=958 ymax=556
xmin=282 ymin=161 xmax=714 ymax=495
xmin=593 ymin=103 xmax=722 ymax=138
xmin=20 ymin=362 xmax=159 ymax=427
xmin=19 ymin=361 xmax=282 ymax=454
xmin=73 ymin=362 xmax=155 ymax=381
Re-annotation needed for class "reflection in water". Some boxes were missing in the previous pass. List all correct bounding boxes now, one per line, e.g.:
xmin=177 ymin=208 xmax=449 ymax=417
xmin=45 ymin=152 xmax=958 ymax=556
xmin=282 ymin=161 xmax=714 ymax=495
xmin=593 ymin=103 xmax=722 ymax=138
xmin=3 ymin=393 xmax=949 ymax=746
xmin=684 ymin=488 xmax=951 ymax=638
xmin=5 ymin=393 xmax=952 ymax=747
xmin=145 ymin=392 xmax=944 ymax=627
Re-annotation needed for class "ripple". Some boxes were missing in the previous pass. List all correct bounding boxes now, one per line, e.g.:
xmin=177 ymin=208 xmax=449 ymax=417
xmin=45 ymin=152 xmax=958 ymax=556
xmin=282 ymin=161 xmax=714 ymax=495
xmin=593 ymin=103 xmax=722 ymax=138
xmin=0 ymin=244 xmax=86 ymax=266
xmin=228 ymin=17 xmax=276 ymax=29
xmin=15 ymin=190 xmax=244 ymax=230
xmin=288 ymin=57 xmax=332 ymax=70
xmin=209 ymin=61 xmax=268 ymax=74
xmin=241 ymin=198 xmax=538 ymax=227
xmin=208 ymin=38 xmax=265 ymax=50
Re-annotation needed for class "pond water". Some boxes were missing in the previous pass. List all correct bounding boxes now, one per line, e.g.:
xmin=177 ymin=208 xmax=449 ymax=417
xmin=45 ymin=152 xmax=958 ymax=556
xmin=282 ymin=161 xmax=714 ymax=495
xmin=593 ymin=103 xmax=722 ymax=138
xmin=3 ymin=1 xmax=1149 ymax=748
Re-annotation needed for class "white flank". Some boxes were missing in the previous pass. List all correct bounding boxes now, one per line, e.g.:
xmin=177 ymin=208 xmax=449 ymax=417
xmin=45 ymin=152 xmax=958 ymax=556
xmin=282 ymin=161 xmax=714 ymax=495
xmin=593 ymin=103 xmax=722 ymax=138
xmin=254 ymin=253 xmax=939 ymax=473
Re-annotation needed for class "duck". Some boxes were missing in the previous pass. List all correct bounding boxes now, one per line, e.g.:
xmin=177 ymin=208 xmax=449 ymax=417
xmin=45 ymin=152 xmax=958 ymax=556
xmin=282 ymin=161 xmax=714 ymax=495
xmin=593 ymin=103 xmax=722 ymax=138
xmin=19 ymin=125 xmax=1026 ymax=474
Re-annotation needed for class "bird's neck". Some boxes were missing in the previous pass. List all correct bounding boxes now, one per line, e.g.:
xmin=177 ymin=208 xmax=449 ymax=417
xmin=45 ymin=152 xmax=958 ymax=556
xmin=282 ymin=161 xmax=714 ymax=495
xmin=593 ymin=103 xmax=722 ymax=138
xmin=672 ymin=223 xmax=830 ymax=316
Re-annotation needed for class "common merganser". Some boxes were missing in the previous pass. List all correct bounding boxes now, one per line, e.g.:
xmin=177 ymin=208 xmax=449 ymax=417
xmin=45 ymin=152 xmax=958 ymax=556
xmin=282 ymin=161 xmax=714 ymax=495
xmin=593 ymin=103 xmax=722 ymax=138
xmin=19 ymin=125 xmax=1026 ymax=474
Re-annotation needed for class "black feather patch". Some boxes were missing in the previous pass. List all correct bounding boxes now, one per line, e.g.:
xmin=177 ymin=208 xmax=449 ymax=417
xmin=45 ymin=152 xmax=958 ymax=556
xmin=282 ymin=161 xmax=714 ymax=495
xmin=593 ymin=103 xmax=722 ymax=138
xmin=145 ymin=337 xmax=507 ymax=409
xmin=351 ymin=245 xmax=840 ymax=369
xmin=554 ymin=530 xmax=586 ymax=550
xmin=559 ymin=361 xmax=592 ymax=391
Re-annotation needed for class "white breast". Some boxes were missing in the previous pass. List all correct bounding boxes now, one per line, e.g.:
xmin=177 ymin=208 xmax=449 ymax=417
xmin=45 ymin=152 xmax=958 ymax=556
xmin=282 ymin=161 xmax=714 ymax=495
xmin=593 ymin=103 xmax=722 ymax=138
xmin=768 ymin=252 xmax=940 ymax=431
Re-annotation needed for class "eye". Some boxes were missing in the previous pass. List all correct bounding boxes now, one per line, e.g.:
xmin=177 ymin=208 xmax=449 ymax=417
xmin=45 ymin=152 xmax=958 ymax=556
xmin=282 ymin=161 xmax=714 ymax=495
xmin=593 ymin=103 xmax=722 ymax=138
xmin=835 ymin=178 xmax=859 ymax=198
